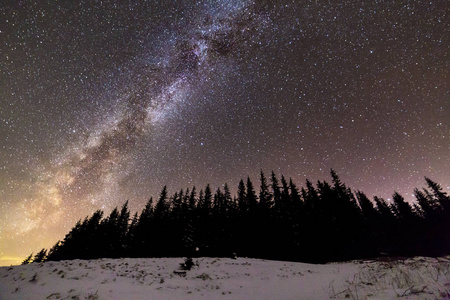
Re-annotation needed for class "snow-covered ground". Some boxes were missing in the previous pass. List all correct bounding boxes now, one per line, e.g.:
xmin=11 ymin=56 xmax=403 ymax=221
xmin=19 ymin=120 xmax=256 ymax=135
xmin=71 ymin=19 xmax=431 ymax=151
xmin=1 ymin=256 xmax=449 ymax=299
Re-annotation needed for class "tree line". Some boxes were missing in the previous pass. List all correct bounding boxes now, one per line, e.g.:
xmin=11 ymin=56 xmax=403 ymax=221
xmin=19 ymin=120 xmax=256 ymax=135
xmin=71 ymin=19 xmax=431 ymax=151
xmin=23 ymin=170 xmax=450 ymax=264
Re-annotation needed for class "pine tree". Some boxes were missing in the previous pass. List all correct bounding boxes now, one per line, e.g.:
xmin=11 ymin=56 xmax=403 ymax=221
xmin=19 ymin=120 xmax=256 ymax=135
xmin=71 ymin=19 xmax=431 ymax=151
xmin=203 ymin=184 xmax=212 ymax=213
xmin=237 ymin=179 xmax=247 ymax=211
xmin=115 ymin=201 xmax=130 ymax=257
xmin=304 ymin=179 xmax=319 ymax=210
xmin=195 ymin=185 xmax=213 ymax=256
xmin=213 ymin=187 xmax=224 ymax=214
xmin=126 ymin=212 xmax=139 ymax=256
xmin=424 ymin=177 xmax=450 ymax=254
xmin=223 ymin=183 xmax=233 ymax=212
xmin=373 ymin=196 xmax=396 ymax=255
xmin=355 ymin=191 xmax=379 ymax=256
xmin=392 ymin=192 xmax=415 ymax=221
xmin=270 ymin=172 xmax=281 ymax=210
xmin=154 ymin=186 xmax=168 ymax=219
xmin=392 ymin=192 xmax=419 ymax=255
xmin=33 ymin=248 xmax=47 ymax=263
xmin=259 ymin=170 xmax=272 ymax=210
xmin=374 ymin=196 xmax=394 ymax=219
xmin=172 ymin=191 xmax=182 ymax=215
xmin=278 ymin=175 xmax=291 ymax=214
xmin=182 ymin=188 xmax=190 ymax=214
xmin=425 ymin=177 xmax=450 ymax=212
xmin=197 ymin=189 xmax=204 ymax=211
xmin=132 ymin=197 xmax=154 ymax=257
xmin=289 ymin=178 xmax=303 ymax=247
xmin=289 ymin=178 xmax=302 ymax=211
xmin=46 ymin=241 xmax=62 ymax=261
xmin=183 ymin=187 xmax=197 ymax=257
xmin=246 ymin=177 xmax=258 ymax=211
xmin=414 ymin=188 xmax=438 ymax=218
xmin=140 ymin=197 xmax=154 ymax=223
xmin=188 ymin=187 xmax=197 ymax=210
xmin=22 ymin=253 xmax=33 ymax=265
xmin=356 ymin=191 xmax=378 ymax=221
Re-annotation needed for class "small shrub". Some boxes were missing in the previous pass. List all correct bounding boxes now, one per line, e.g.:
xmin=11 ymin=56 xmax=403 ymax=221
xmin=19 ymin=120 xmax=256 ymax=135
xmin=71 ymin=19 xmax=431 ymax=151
xmin=180 ymin=257 xmax=195 ymax=271
xmin=197 ymin=273 xmax=211 ymax=281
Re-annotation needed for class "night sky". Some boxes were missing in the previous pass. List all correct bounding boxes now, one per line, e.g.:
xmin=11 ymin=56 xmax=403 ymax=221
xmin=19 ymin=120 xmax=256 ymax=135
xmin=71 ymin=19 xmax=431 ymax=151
xmin=1 ymin=0 xmax=448 ymax=266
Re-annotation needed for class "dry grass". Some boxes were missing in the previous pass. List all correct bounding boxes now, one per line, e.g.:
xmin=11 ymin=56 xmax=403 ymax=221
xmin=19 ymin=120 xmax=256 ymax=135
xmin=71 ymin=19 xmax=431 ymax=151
xmin=329 ymin=256 xmax=450 ymax=299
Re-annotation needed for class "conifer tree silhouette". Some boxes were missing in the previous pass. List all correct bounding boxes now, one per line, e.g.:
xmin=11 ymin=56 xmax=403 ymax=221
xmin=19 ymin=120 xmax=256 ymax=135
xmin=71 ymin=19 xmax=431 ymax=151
xmin=22 ymin=253 xmax=33 ymax=265
xmin=33 ymin=249 xmax=47 ymax=263
xmin=259 ymin=170 xmax=272 ymax=210
xmin=32 ymin=173 xmax=450 ymax=264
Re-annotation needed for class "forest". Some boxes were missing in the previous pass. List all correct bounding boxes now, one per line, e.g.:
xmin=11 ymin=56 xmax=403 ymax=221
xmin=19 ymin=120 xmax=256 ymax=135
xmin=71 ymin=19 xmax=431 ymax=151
xmin=23 ymin=170 xmax=450 ymax=264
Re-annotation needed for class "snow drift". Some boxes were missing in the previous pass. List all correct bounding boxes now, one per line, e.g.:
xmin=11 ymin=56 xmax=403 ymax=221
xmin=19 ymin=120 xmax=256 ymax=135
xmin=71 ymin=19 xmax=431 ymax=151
xmin=1 ymin=256 xmax=449 ymax=299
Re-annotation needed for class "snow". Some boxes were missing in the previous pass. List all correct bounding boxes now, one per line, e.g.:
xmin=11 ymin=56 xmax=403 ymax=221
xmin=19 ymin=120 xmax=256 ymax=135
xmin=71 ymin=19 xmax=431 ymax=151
xmin=1 ymin=256 xmax=449 ymax=299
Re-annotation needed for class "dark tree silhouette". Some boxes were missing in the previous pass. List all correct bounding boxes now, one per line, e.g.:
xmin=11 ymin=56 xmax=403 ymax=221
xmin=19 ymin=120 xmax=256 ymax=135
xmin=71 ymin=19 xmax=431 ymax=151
xmin=22 ymin=253 xmax=33 ymax=265
xmin=246 ymin=177 xmax=258 ymax=211
xmin=32 ymin=172 xmax=449 ymax=264
xmin=33 ymin=249 xmax=47 ymax=263
xmin=259 ymin=170 xmax=272 ymax=210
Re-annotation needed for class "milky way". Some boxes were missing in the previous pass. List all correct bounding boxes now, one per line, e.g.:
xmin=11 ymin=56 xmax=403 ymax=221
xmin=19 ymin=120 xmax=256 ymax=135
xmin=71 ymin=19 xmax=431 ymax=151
xmin=1 ymin=0 xmax=448 ymax=265
xmin=53 ymin=0 xmax=271 ymax=207
xmin=1 ymin=0 xmax=274 ymax=264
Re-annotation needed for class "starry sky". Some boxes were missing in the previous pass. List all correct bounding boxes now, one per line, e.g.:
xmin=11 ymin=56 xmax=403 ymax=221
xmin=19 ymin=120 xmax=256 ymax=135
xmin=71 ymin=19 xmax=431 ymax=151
xmin=1 ymin=0 xmax=448 ymax=266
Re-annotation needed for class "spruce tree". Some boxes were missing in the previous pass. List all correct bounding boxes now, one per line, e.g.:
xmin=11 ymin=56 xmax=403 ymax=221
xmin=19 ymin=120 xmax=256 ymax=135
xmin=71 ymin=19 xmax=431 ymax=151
xmin=289 ymin=178 xmax=302 ymax=212
xmin=279 ymin=175 xmax=291 ymax=213
xmin=259 ymin=170 xmax=272 ymax=210
xmin=188 ymin=187 xmax=197 ymax=209
xmin=246 ymin=177 xmax=258 ymax=211
xmin=114 ymin=201 xmax=130 ymax=257
xmin=425 ymin=177 xmax=450 ymax=212
xmin=270 ymin=172 xmax=281 ymax=210
xmin=203 ymin=184 xmax=212 ymax=213
xmin=153 ymin=186 xmax=170 ymax=256
xmin=33 ymin=249 xmax=47 ymax=263
xmin=237 ymin=179 xmax=246 ymax=211
xmin=223 ymin=183 xmax=233 ymax=212
xmin=154 ymin=186 xmax=168 ymax=219
xmin=131 ymin=198 xmax=153 ymax=257
xmin=22 ymin=253 xmax=33 ymax=265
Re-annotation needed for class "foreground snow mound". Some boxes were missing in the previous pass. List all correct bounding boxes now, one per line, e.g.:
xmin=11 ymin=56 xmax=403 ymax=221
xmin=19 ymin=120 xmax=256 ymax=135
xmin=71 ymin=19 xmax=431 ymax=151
xmin=1 ymin=256 xmax=449 ymax=299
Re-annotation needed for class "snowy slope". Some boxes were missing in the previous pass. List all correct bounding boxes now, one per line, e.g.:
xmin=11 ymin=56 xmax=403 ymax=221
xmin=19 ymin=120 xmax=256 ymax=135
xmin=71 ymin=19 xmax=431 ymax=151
xmin=1 ymin=256 xmax=449 ymax=299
